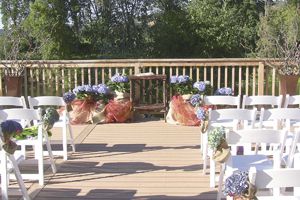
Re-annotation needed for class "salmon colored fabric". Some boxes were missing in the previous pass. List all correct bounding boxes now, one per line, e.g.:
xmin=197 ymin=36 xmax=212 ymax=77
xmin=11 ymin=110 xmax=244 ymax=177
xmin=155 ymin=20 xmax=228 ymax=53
xmin=70 ymin=99 xmax=96 ymax=124
xmin=105 ymin=100 xmax=132 ymax=123
xmin=171 ymin=95 xmax=200 ymax=126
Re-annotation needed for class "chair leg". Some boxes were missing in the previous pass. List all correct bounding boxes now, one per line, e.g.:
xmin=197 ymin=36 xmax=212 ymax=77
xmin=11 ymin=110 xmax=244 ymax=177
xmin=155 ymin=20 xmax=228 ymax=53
xmin=68 ymin=124 xmax=76 ymax=153
xmin=44 ymin=134 xmax=57 ymax=173
xmin=217 ymin=163 xmax=225 ymax=200
xmin=8 ymin=154 xmax=31 ymax=200
xmin=1 ymin=150 xmax=9 ymax=200
xmin=210 ymin=158 xmax=216 ymax=188
xmin=62 ymin=124 xmax=68 ymax=160
xmin=37 ymin=139 xmax=44 ymax=186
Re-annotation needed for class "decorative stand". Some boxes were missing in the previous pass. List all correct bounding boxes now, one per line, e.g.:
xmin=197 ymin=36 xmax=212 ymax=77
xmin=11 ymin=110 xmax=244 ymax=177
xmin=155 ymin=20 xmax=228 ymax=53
xmin=128 ymin=74 xmax=167 ymax=121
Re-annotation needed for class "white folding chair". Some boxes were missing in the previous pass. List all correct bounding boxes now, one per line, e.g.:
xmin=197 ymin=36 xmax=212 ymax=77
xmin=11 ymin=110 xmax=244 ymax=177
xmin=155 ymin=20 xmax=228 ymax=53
xmin=0 ymin=132 xmax=31 ymax=200
xmin=28 ymin=96 xmax=76 ymax=160
xmin=249 ymin=161 xmax=300 ymax=199
xmin=203 ymin=108 xmax=257 ymax=188
xmin=203 ymin=95 xmax=241 ymax=109
xmin=217 ymin=129 xmax=288 ymax=200
xmin=0 ymin=108 xmax=57 ymax=186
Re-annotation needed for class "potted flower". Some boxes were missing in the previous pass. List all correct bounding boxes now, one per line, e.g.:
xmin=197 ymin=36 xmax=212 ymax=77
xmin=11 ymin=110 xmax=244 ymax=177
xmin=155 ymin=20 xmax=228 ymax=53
xmin=223 ymin=170 xmax=257 ymax=200
xmin=208 ymin=126 xmax=230 ymax=163
xmin=257 ymin=2 xmax=300 ymax=96
xmin=107 ymin=73 xmax=130 ymax=100
xmin=170 ymin=75 xmax=195 ymax=100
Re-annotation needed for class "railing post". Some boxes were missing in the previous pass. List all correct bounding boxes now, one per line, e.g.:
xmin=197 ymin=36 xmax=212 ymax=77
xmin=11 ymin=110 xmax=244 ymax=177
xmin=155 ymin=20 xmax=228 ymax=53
xmin=24 ymin=67 xmax=28 ymax=98
xmin=258 ymin=62 xmax=265 ymax=95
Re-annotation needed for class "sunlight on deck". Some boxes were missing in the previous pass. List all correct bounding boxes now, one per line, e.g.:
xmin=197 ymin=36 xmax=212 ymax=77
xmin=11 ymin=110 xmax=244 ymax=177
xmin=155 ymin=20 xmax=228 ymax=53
xmin=29 ymin=120 xmax=218 ymax=200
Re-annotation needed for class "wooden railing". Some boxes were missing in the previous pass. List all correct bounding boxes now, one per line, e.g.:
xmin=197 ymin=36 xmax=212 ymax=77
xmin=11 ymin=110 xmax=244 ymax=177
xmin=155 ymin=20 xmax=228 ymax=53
xmin=0 ymin=58 xmax=285 ymax=99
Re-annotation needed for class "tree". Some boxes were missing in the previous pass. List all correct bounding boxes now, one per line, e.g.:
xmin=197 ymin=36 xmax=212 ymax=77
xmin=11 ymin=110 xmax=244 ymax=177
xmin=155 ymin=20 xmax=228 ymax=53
xmin=24 ymin=0 xmax=77 ymax=59
xmin=188 ymin=0 xmax=260 ymax=58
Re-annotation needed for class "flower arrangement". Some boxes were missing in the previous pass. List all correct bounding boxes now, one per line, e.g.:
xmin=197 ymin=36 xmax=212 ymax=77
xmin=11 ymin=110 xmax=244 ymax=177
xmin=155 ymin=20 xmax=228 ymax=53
xmin=214 ymin=87 xmax=233 ymax=96
xmin=208 ymin=126 xmax=230 ymax=163
xmin=170 ymin=75 xmax=195 ymax=95
xmin=224 ymin=170 xmax=256 ymax=199
xmin=193 ymin=81 xmax=212 ymax=95
xmin=208 ymin=126 xmax=226 ymax=150
xmin=196 ymin=106 xmax=210 ymax=133
xmin=1 ymin=120 xmax=23 ymax=154
xmin=72 ymin=84 xmax=111 ymax=104
xmin=107 ymin=73 xmax=130 ymax=93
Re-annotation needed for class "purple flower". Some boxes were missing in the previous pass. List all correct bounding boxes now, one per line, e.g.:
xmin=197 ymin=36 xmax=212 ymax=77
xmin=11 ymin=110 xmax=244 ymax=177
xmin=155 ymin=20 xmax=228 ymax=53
xmin=170 ymin=76 xmax=178 ymax=84
xmin=63 ymin=91 xmax=76 ymax=104
xmin=190 ymin=94 xmax=201 ymax=106
xmin=215 ymin=87 xmax=233 ymax=95
xmin=84 ymin=85 xmax=93 ymax=93
xmin=193 ymin=81 xmax=206 ymax=92
xmin=196 ymin=107 xmax=206 ymax=120
xmin=223 ymin=170 xmax=249 ymax=197
xmin=177 ymin=75 xmax=189 ymax=83
xmin=96 ymin=84 xmax=109 ymax=95
xmin=111 ymin=73 xmax=129 ymax=83
xmin=1 ymin=120 xmax=23 ymax=136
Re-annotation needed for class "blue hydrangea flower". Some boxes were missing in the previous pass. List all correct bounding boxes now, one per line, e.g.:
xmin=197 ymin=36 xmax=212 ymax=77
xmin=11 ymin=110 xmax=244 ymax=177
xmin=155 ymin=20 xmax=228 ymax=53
xmin=84 ymin=85 xmax=93 ymax=93
xmin=63 ymin=91 xmax=76 ymax=104
xmin=196 ymin=107 xmax=206 ymax=120
xmin=223 ymin=170 xmax=249 ymax=197
xmin=170 ymin=76 xmax=178 ymax=84
xmin=193 ymin=81 xmax=206 ymax=92
xmin=215 ymin=87 xmax=233 ymax=95
xmin=1 ymin=120 xmax=23 ymax=136
xmin=111 ymin=73 xmax=129 ymax=83
xmin=97 ymin=84 xmax=109 ymax=95
xmin=190 ymin=94 xmax=201 ymax=106
xmin=177 ymin=75 xmax=189 ymax=83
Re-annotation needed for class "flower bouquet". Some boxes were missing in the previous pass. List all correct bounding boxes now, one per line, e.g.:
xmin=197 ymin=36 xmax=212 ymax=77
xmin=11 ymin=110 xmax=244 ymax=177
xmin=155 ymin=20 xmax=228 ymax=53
xmin=67 ymin=84 xmax=111 ymax=124
xmin=208 ymin=126 xmax=230 ymax=163
xmin=224 ymin=170 xmax=257 ymax=200
xmin=1 ymin=120 xmax=23 ymax=154
xmin=107 ymin=73 xmax=130 ymax=100
xmin=196 ymin=106 xmax=210 ymax=133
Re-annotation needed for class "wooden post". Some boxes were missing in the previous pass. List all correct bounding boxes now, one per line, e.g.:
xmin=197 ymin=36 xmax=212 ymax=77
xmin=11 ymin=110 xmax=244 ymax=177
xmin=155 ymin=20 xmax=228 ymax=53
xmin=258 ymin=62 xmax=265 ymax=95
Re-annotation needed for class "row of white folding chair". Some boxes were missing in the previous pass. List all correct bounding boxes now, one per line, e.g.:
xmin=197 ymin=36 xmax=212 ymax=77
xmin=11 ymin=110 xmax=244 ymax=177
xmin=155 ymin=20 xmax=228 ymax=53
xmin=203 ymin=108 xmax=257 ymax=188
xmin=0 ymin=136 xmax=31 ymax=200
xmin=0 ymin=108 xmax=57 ymax=186
xmin=0 ymin=96 xmax=75 ymax=161
xmin=217 ymin=128 xmax=289 ymax=200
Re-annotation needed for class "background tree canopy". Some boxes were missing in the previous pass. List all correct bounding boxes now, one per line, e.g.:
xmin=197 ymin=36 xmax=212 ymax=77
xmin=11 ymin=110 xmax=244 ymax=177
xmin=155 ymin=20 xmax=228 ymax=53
xmin=0 ymin=0 xmax=298 ymax=59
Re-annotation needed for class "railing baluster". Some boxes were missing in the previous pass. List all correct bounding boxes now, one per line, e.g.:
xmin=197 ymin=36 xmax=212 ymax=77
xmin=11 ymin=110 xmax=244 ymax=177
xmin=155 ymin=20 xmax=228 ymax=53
xmin=239 ymin=66 xmax=242 ymax=95
xmin=252 ymin=67 xmax=256 ymax=95
xmin=225 ymin=66 xmax=228 ymax=88
xmin=217 ymin=66 xmax=221 ymax=89
xmin=246 ymin=66 xmax=249 ymax=96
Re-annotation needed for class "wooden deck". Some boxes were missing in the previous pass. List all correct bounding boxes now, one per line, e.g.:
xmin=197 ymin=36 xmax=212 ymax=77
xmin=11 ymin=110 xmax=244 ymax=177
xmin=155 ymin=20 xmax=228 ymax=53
xmin=20 ymin=120 xmax=218 ymax=199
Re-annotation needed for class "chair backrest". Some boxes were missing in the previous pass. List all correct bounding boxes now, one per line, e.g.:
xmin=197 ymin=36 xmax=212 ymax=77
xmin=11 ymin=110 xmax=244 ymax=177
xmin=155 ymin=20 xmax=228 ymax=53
xmin=0 ymin=108 xmax=42 ymax=127
xmin=209 ymin=108 xmax=257 ymax=130
xmin=284 ymin=95 xmax=300 ymax=108
xmin=203 ymin=95 xmax=241 ymax=108
xmin=242 ymin=95 xmax=283 ymax=109
xmin=28 ymin=96 xmax=66 ymax=108
xmin=259 ymin=108 xmax=300 ymax=130
xmin=0 ymin=96 xmax=27 ymax=108
xmin=226 ymin=129 xmax=287 ymax=157
xmin=249 ymin=165 xmax=300 ymax=197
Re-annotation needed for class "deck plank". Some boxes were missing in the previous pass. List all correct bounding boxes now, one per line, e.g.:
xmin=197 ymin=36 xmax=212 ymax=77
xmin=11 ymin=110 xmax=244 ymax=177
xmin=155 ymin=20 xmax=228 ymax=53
xmin=29 ymin=120 xmax=219 ymax=200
